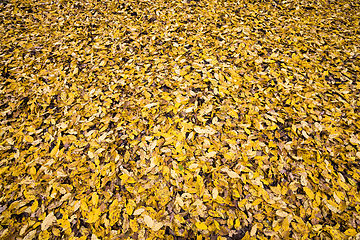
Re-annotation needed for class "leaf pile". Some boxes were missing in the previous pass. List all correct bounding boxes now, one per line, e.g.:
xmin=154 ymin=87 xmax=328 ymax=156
xmin=0 ymin=0 xmax=360 ymax=239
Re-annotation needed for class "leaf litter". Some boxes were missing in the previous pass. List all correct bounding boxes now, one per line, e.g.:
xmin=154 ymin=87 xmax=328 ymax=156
xmin=0 ymin=0 xmax=359 ymax=239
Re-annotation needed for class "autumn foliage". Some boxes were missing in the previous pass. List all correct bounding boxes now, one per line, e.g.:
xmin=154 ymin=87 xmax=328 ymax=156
xmin=0 ymin=0 xmax=359 ymax=239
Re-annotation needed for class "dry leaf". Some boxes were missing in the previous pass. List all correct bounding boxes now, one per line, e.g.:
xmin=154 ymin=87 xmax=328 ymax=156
xmin=41 ymin=212 xmax=57 ymax=231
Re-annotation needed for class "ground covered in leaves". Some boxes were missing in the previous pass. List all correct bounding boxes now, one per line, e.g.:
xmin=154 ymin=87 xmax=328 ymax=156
xmin=0 ymin=0 xmax=360 ymax=239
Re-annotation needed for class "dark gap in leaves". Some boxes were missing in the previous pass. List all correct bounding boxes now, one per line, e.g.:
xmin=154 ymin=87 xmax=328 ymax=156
xmin=1 ymin=66 xmax=10 ymax=78
xmin=133 ymin=155 xmax=140 ymax=162
xmin=269 ymin=177 xmax=278 ymax=186
xmin=186 ymin=229 xmax=196 ymax=239
xmin=18 ymin=96 xmax=29 ymax=110
xmin=205 ymin=118 xmax=212 ymax=125
xmin=165 ymin=226 xmax=177 ymax=237
xmin=148 ymin=17 xmax=157 ymax=23
xmin=165 ymin=112 xmax=174 ymax=118
xmin=10 ymin=212 xmax=30 ymax=222
xmin=55 ymin=212 xmax=63 ymax=219
xmin=107 ymin=121 xmax=115 ymax=131
xmin=62 ymin=176 xmax=72 ymax=185
xmin=197 ymin=98 xmax=205 ymax=106
xmin=229 ymin=224 xmax=252 ymax=240
xmin=304 ymin=6 xmax=315 ymax=10
xmin=49 ymin=141 xmax=56 ymax=153
xmin=161 ymin=85 xmax=172 ymax=92
xmin=123 ymin=39 xmax=133 ymax=44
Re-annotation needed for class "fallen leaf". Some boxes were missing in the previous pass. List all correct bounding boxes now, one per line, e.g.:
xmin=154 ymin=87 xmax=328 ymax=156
xmin=41 ymin=212 xmax=57 ymax=231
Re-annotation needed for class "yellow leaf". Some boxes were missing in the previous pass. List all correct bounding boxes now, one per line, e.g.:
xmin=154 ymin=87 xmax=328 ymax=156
xmin=148 ymin=139 xmax=157 ymax=151
xmin=31 ymin=200 xmax=38 ymax=212
xmin=270 ymin=186 xmax=281 ymax=195
xmin=50 ymin=141 xmax=60 ymax=157
xmin=92 ymin=192 xmax=99 ymax=208
xmin=344 ymin=229 xmax=357 ymax=236
xmin=224 ymin=152 xmax=235 ymax=160
xmin=303 ymin=187 xmax=314 ymax=199
xmin=205 ymin=151 xmax=217 ymax=158
xmin=338 ymin=178 xmax=350 ymax=191
xmin=130 ymin=219 xmax=139 ymax=232
xmin=124 ymin=151 xmax=130 ymax=163
xmin=252 ymin=199 xmax=262 ymax=206
xmin=99 ymin=60 xmax=107 ymax=66
xmin=87 ymin=208 xmax=101 ymax=223
xmin=29 ymin=166 xmax=36 ymax=175
xmin=126 ymin=199 xmax=136 ymax=215
xmin=350 ymin=135 xmax=360 ymax=145
xmin=195 ymin=222 xmax=208 ymax=230
xmin=88 ymin=151 xmax=95 ymax=159
xmin=324 ymin=200 xmax=341 ymax=213
xmin=24 ymin=135 xmax=34 ymax=142
xmin=109 ymin=211 xmax=121 ymax=227
xmin=144 ymin=91 xmax=151 ymax=99
xmin=335 ymin=191 xmax=345 ymax=201
xmin=273 ymin=223 xmax=282 ymax=232
xmin=80 ymin=199 xmax=88 ymax=212
xmin=194 ymin=126 xmax=204 ymax=134
xmin=234 ymin=219 xmax=241 ymax=229
xmin=282 ymin=217 xmax=289 ymax=232
xmin=238 ymin=199 xmax=247 ymax=208
xmin=228 ymin=110 xmax=238 ymax=118
xmin=312 ymin=224 xmax=322 ymax=232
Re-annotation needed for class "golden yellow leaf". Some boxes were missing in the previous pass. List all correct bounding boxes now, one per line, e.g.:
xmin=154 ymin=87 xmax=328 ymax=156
xmin=324 ymin=200 xmax=341 ymax=213
xmin=24 ymin=135 xmax=34 ymax=142
xmin=29 ymin=166 xmax=36 ymax=175
xmin=130 ymin=219 xmax=139 ymax=232
xmin=252 ymin=199 xmax=262 ymax=206
xmin=87 ymin=208 xmax=101 ymax=223
xmin=282 ymin=217 xmax=289 ymax=232
xmin=344 ymin=229 xmax=357 ymax=236
xmin=92 ymin=192 xmax=99 ymax=208
xmin=99 ymin=60 xmax=107 ymax=66
xmin=126 ymin=199 xmax=136 ymax=215
xmin=81 ymin=199 xmax=88 ymax=212
xmin=31 ymin=200 xmax=38 ymax=212
xmin=303 ymin=187 xmax=314 ymax=199
xmin=312 ymin=224 xmax=322 ymax=232
xmin=195 ymin=222 xmax=208 ymax=230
